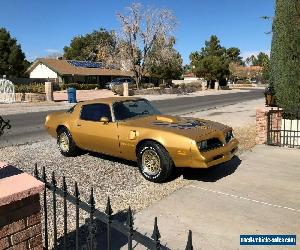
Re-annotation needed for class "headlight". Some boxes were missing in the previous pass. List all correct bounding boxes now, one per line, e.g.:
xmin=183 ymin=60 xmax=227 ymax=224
xmin=225 ymin=130 xmax=234 ymax=143
xmin=197 ymin=140 xmax=208 ymax=151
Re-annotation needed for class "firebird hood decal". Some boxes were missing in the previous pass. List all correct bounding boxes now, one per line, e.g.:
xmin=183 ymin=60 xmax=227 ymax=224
xmin=152 ymin=119 xmax=206 ymax=130
xmin=151 ymin=116 xmax=227 ymax=131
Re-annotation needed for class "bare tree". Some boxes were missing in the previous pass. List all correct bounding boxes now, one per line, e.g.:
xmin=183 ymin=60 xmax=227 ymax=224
xmin=117 ymin=3 xmax=177 ymax=88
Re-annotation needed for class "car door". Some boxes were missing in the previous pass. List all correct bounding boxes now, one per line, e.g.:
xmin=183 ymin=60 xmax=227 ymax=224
xmin=72 ymin=103 xmax=120 ymax=156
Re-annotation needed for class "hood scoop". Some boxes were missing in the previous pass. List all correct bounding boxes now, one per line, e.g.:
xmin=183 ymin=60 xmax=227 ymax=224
xmin=155 ymin=116 xmax=177 ymax=123
xmin=153 ymin=116 xmax=207 ymax=130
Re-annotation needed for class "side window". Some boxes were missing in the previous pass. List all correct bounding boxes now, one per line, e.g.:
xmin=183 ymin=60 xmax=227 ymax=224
xmin=80 ymin=104 xmax=112 ymax=122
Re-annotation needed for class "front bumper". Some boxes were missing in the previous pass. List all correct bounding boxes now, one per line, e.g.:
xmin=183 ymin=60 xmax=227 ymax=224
xmin=189 ymin=138 xmax=239 ymax=168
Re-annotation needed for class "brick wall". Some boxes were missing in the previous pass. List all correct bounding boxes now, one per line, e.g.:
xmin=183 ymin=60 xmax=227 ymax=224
xmin=0 ymin=194 xmax=43 ymax=250
xmin=256 ymin=107 xmax=282 ymax=144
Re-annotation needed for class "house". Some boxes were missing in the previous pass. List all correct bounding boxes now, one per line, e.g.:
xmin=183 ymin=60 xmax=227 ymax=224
xmin=182 ymin=72 xmax=202 ymax=82
xmin=172 ymin=72 xmax=206 ymax=85
xmin=26 ymin=58 xmax=134 ymax=86
xmin=230 ymin=65 xmax=263 ymax=83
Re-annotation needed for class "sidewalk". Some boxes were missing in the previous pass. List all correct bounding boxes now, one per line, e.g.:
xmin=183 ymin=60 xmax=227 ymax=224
xmin=0 ymin=88 xmax=249 ymax=115
xmin=133 ymin=146 xmax=300 ymax=250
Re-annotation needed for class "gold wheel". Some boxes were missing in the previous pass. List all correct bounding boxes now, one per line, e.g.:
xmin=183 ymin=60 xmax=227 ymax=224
xmin=59 ymin=132 xmax=69 ymax=152
xmin=141 ymin=149 xmax=161 ymax=176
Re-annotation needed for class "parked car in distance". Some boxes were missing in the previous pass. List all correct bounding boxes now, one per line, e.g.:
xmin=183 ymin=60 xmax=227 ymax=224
xmin=45 ymin=97 xmax=238 ymax=182
xmin=105 ymin=77 xmax=135 ymax=89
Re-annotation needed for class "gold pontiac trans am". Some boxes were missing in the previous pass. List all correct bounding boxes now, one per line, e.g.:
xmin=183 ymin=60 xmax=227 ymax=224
xmin=45 ymin=97 xmax=238 ymax=182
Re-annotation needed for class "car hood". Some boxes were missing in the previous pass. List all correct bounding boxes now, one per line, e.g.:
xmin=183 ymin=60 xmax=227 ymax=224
xmin=121 ymin=114 xmax=230 ymax=141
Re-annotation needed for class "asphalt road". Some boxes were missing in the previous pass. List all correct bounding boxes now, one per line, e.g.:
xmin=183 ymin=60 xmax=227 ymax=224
xmin=0 ymin=89 xmax=263 ymax=147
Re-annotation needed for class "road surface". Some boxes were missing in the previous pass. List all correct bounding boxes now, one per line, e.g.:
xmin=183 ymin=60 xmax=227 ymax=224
xmin=0 ymin=89 xmax=263 ymax=147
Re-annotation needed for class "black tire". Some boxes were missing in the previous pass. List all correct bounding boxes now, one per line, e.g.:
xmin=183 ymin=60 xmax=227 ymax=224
xmin=137 ymin=141 xmax=174 ymax=183
xmin=57 ymin=127 xmax=79 ymax=157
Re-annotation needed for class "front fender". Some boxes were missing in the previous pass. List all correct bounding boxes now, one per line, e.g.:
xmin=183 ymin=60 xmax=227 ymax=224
xmin=135 ymin=130 xmax=193 ymax=167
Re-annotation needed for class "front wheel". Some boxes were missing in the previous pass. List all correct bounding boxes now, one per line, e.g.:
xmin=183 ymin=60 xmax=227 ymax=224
xmin=137 ymin=141 xmax=174 ymax=183
xmin=57 ymin=128 xmax=80 ymax=157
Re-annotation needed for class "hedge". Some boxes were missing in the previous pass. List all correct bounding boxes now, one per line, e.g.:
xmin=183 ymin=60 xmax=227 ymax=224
xmin=14 ymin=83 xmax=102 ymax=93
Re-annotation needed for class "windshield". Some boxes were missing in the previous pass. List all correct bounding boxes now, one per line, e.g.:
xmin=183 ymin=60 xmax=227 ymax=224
xmin=113 ymin=99 xmax=161 ymax=121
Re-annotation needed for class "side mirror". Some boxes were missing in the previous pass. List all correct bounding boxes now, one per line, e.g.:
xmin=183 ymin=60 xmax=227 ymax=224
xmin=100 ymin=117 xmax=109 ymax=123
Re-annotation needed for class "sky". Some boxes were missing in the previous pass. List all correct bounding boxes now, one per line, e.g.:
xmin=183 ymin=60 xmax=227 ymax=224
xmin=0 ymin=0 xmax=275 ymax=64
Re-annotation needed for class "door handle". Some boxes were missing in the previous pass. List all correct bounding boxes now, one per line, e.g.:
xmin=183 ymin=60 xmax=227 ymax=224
xmin=77 ymin=124 xmax=82 ymax=127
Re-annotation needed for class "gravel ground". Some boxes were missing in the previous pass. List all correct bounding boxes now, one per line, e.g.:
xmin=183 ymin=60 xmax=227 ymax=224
xmin=0 ymin=125 xmax=256 ymax=248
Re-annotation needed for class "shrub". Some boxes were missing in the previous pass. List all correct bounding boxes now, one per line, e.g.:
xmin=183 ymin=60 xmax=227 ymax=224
xmin=111 ymin=85 xmax=124 ymax=96
xmin=159 ymin=83 xmax=167 ymax=89
xmin=235 ymin=80 xmax=250 ymax=85
xmin=188 ymin=81 xmax=202 ymax=90
xmin=60 ymin=83 xmax=101 ymax=90
xmin=15 ymin=83 xmax=45 ymax=93
xmin=142 ymin=83 xmax=155 ymax=89
xmin=270 ymin=0 xmax=300 ymax=111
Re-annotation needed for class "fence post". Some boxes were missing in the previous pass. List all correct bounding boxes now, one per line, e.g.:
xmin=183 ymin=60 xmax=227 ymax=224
xmin=185 ymin=230 xmax=193 ymax=250
xmin=105 ymin=197 xmax=113 ymax=250
xmin=151 ymin=217 xmax=161 ymax=249
xmin=51 ymin=172 xmax=58 ymax=249
xmin=127 ymin=206 xmax=134 ymax=250
xmin=88 ymin=188 xmax=96 ymax=250
xmin=74 ymin=182 xmax=80 ymax=250
xmin=62 ymin=176 xmax=68 ymax=250
xmin=45 ymin=81 xmax=54 ymax=101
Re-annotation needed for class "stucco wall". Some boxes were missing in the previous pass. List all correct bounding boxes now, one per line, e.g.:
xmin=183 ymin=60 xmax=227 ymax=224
xmin=30 ymin=63 xmax=58 ymax=79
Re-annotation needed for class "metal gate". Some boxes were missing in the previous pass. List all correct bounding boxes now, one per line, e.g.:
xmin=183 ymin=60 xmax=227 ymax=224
xmin=267 ymin=108 xmax=300 ymax=148
xmin=34 ymin=166 xmax=194 ymax=249
xmin=0 ymin=78 xmax=15 ymax=103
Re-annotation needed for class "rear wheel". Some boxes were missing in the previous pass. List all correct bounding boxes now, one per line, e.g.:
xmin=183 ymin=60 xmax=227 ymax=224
xmin=57 ymin=127 xmax=79 ymax=157
xmin=137 ymin=141 xmax=174 ymax=183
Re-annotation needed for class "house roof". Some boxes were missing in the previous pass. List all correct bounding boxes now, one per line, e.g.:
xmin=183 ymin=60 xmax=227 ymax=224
xmin=182 ymin=72 xmax=196 ymax=77
xmin=26 ymin=58 xmax=134 ymax=77
xmin=235 ymin=65 xmax=263 ymax=72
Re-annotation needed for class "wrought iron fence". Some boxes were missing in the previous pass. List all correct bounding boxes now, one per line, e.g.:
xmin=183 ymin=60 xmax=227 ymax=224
xmin=34 ymin=165 xmax=194 ymax=250
xmin=267 ymin=108 xmax=300 ymax=148
xmin=0 ymin=115 xmax=11 ymax=136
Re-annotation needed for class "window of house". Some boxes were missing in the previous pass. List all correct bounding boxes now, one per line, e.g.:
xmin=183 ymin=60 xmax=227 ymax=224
xmin=80 ymin=104 xmax=112 ymax=122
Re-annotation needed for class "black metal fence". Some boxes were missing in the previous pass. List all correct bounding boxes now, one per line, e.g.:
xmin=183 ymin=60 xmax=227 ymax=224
xmin=34 ymin=165 xmax=193 ymax=250
xmin=267 ymin=108 xmax=300 ymax=148
xmin=0 ymin=116 xmax=11 ymax=136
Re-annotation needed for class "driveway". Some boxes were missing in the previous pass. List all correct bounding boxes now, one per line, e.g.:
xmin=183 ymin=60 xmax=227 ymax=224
xmin=134 ymin=145 xmax=300 ymax=250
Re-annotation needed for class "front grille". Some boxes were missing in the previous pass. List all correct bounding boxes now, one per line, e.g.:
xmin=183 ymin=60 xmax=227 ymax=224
xmin=201 ymin=138 xmax=223 ymax=152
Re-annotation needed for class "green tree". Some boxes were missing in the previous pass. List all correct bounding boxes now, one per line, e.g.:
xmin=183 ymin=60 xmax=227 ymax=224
xmin=190 ymin=35 xmax=229 ymax=88
xmin=63 ymin=28 xmax=117 ymax=65
xmin=226 ymin=47 xmax=244 ymax=65
xmin=146 ymin=37 xmax=183 ymax=80
xmin=0 ymin=28 xmax=29 ymax=77
xmin=183 ymin=64 xmax=192 ymax=74
xmin=256 ymin=52 xmax=271 ymax=83
xmin=255 ymin=52 xmax=270 ymax=66
xmin=270 ymin=0 xmax=300 ymax=110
